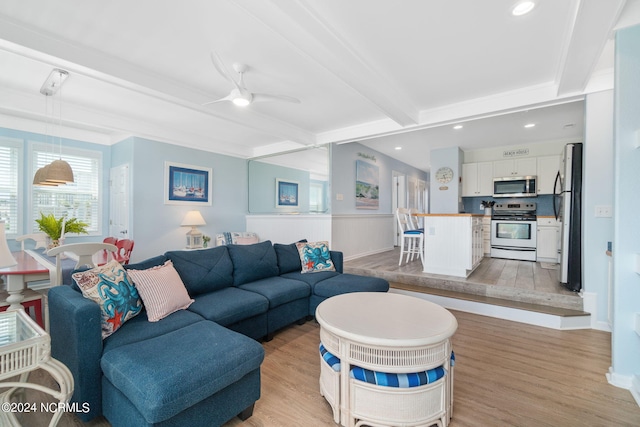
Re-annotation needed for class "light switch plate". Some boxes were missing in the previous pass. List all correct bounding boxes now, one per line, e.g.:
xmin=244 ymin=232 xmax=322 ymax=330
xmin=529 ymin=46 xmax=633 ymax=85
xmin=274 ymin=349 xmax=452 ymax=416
xmin=595 ymin=205 xmax=612 ymax=218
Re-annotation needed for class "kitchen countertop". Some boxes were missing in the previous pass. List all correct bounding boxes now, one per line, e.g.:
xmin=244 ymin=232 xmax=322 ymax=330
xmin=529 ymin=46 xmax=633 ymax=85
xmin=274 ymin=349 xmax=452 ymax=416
xmin=413 ymin=213 xmax=484 ymax=217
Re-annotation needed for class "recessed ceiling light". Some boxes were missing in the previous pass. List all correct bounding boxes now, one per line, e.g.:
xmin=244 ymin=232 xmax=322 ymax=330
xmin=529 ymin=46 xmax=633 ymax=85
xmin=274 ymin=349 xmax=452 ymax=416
xmin=512 ymin=1 xmax=535 ymax=16
xmin=395 ymin=146 xmax=402 ymax=150
xmin=453 ymin=124 xmax=463 ymax=130
xmin=524 ymin=123 xmax=536 ymax=128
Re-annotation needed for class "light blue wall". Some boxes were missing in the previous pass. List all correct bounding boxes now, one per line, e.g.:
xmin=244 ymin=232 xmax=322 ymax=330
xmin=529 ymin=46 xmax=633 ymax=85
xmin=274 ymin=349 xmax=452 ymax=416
xmin=248 ymin=161 xmax=310 ymax=213
xmin=118 ymin=137 xmax=248 ymax=262
xmin=430 ymin=147 xmax=463 ymax=213
xmin=611 ymin=24 xmax=640 ymax=386
xmin=583 ymin=90 xmax=615 ymax=328
xmin=331 ymin=142 xmax=429 ymax=215
xmin=1 ymin=127 xmax=111 ymax=251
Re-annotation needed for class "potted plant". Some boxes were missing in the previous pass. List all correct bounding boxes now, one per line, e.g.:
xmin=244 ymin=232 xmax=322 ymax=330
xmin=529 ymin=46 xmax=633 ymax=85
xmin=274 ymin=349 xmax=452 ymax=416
xmin=35 ymin=212 xmax=89 ymax=248
xmin=202 ymin=235 xmax=211 ymax=248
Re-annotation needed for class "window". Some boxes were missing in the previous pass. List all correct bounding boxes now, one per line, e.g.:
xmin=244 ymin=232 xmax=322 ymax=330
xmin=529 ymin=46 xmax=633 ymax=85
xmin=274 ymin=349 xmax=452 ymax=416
xmin=31 ymin=142 xmax=102 ymax=235
xmin=0 ymin=138 xmax=21 ymax=235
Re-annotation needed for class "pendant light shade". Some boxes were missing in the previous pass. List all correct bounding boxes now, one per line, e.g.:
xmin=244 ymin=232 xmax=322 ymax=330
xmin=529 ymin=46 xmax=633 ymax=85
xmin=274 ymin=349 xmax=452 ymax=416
xmin=45 ymin=159 xmax=74 ymax=184
xmin=33 ymin=165 xmax=58 ymax=186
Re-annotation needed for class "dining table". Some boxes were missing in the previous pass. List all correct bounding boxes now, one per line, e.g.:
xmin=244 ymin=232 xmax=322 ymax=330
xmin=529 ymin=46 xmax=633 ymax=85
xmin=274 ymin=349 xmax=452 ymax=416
xmin=0 ymin=251 xmax=50 ymax=310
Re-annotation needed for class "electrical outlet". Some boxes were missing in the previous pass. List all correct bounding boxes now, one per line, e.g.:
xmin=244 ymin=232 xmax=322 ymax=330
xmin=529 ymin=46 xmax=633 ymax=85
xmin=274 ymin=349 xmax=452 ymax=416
xmin=336 ymin=193 xmax=344 ymax=201
xmin=595 ymin=205 xmax=612 ymax=218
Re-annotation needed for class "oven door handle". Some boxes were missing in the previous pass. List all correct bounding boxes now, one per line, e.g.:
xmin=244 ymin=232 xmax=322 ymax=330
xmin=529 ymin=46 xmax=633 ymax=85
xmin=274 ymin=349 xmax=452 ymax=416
xmin=490 ymin=245 xmax=536 ymax=252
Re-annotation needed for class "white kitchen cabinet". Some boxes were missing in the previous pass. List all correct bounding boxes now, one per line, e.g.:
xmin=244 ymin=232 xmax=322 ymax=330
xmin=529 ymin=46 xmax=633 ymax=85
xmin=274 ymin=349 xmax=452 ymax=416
xmin=422 ymin=214 xmax=484 ymax=277
xmin=536 ymin=217 xmax=560 ymax=262
xmin=462 ymin=162 xmax=493 ymax=197
xmin=536 ymin=155 xmax=560 ymax=194
xmin=493 ymin=157 xmax=537 ymax=177
xmin=482 ymin=215 xmax=491 ymax=255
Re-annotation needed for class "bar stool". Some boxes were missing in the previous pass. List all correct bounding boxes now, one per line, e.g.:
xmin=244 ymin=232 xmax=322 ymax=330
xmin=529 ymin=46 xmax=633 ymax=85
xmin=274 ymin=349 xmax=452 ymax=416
xmin=396 ymin=208 xmax=423 ymax=265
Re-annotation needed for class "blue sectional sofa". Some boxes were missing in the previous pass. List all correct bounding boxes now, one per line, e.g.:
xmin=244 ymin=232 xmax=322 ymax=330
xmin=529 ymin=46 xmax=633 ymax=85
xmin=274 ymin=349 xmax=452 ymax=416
xmin=48 ymin=240 xmax=389 ymax=427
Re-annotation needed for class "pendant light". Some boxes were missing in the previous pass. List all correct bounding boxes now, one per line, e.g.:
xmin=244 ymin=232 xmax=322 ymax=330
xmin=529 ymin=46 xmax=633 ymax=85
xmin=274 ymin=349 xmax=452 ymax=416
xmin=33 ymin=68 xmax=74 ymax=186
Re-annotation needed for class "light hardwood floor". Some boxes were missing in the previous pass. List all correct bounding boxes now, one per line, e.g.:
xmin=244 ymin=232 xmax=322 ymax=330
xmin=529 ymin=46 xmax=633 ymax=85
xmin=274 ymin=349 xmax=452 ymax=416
xmin=14 ymin=310 xmax=640 ymax=427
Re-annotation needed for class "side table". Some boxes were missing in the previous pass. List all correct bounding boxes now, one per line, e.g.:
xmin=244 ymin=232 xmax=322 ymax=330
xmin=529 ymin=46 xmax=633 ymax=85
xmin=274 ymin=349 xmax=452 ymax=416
xmin=0 ymin=309 xmax=74 ymax=427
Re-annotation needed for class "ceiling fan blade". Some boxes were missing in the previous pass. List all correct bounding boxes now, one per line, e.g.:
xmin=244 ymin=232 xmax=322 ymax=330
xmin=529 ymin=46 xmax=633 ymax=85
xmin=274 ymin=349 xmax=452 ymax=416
xmin=252 ymin=93 xmax=301 ymax=104
xmin=210 ymin=52 xmax=241 ymax=90
xmin=202 ymin=92 xmax=234 ymax=106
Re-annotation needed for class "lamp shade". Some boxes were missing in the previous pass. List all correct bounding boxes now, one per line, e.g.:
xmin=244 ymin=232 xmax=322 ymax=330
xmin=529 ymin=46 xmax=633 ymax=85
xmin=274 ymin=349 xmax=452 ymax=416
xmin=45 ymin=159 xmax=75 ymax=184
xmin=33 ymin=165 xmax=58 ymax=186
xmin=181 ymin=210 xmax=206 ymax=227
xmin=0 ymin=221 xmax=17 ymax=268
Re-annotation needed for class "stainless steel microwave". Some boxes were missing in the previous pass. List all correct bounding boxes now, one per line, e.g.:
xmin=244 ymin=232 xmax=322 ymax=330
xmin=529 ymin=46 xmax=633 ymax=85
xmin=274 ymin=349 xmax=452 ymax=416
xmin=493 ymin=176 xmax=537 ymax=198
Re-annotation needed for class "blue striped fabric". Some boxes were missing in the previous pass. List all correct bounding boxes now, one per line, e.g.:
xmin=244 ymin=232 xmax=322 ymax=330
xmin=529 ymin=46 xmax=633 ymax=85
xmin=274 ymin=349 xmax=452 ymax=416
xmin=319 ymin=344 xmax=341 ymax=371
xmin=349 ymin=365 xmax=445 ymax=388
xmin=319 ymin=344 xmax=454 ymax=388
xmin=403 ymin=230 xmax=423 ymax=235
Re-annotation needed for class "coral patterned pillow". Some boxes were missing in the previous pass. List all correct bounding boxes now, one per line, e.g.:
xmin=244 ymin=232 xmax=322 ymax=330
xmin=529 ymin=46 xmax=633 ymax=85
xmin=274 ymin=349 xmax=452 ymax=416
xmin=72 ymin=259 xmax=142 ymax=339
xmin=295 ymin=241 xmax=336 ymax=273
xmin=126 ymin=260 xmax=194 ymax=322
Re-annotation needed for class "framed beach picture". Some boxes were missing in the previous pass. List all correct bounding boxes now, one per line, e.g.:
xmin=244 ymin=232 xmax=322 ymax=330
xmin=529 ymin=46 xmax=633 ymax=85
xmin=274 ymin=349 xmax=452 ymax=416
xmin=164 ymin=161 xmax=212 ymax=205
xmin=276 ymin=179 xmax=299 ymax=207
xmin=356 ymin=160 xmax=379 ymax=209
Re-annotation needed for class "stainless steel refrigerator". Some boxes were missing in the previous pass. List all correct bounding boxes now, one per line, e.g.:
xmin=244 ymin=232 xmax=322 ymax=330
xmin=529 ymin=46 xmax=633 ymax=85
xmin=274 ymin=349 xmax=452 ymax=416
xmin=553 ymin=143 xmax=583 ymax=291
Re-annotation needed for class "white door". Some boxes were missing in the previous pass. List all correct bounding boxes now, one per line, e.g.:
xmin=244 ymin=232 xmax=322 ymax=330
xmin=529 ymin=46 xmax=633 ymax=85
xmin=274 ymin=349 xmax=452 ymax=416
xmin=392 ymin=173 xmax=406 ymax=246
xmin=109 ymin=164 xmax=130 ymax=239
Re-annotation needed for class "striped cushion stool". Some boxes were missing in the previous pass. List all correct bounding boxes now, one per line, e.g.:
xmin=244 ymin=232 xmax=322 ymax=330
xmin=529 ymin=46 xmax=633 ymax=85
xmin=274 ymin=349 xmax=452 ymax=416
xmin=319 ymin=344 xmax=341 ymax=423
xmin=320 ymin=344 xmax=455 ymax=427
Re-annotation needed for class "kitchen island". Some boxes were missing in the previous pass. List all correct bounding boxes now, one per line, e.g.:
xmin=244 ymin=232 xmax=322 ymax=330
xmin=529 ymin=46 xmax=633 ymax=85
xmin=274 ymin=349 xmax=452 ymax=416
xmin=414 ymin=213 xmax=484 ymax=277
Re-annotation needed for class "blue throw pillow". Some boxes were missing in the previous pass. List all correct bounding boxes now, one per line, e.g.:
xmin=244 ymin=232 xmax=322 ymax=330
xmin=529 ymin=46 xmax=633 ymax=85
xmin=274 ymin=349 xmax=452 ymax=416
xmin=274 ymin=239 xmax=307 ymax=274
xmin=227 ymin=240 xmax=279 ymax=286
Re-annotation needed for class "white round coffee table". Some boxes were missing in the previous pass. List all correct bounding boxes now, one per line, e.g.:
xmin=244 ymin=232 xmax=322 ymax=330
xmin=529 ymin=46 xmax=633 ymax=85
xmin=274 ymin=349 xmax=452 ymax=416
xmin=316 ymin=292 xmax=457 ymax=427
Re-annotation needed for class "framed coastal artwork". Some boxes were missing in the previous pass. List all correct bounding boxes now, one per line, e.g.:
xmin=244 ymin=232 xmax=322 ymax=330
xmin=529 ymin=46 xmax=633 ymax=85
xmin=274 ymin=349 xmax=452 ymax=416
xmin=164 ymin=161 xmax=212 ymax=205
xmin=355 ymin=160 xmax=379 ymax=209
xmin=276 ymin=179 xmax=299 ymax=207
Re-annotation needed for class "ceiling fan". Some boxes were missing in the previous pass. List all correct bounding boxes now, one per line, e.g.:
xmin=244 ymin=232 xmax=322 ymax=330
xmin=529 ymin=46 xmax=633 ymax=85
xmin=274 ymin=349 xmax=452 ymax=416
xmin=203 ymin=52 xmax=301 ymax=107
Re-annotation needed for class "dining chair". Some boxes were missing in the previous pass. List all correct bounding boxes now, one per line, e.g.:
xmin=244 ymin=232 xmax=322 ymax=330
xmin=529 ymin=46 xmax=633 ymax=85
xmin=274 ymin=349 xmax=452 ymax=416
xmin=103 ymin=236 xmax=118 ymax=245
xmin=47 ymin=242 xmax=117 ymax=286
xmin=114 ymin=239 xmax=134 ymax=265
xmin=15 ymin=232 xmax=48 ymax=251
xmin=396 ymin=208 xmax=423 ymax=265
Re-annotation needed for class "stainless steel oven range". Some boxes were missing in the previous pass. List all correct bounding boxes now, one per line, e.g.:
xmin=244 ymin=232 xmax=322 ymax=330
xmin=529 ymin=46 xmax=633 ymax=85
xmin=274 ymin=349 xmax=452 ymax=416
xmin=490 ymin=202 xmax=537 ymax=261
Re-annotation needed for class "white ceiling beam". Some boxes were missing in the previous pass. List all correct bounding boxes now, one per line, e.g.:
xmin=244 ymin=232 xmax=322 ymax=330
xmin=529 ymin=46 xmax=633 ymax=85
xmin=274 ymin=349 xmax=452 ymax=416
xmin=0 ymin=13 xmax=316 ymax=146
xmin=555 ymin=0 xmax=627 ymax=96
xmin=231 ymin=0 xmax=419 ymax=127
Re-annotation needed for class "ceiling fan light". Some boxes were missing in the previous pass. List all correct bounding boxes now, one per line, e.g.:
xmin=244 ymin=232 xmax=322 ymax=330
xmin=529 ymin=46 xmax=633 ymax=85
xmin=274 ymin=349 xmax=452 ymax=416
xmin=44 ymin=159 xmax=74 ymax=183
xmin=232 ymin=95 xmax=251 ymax=107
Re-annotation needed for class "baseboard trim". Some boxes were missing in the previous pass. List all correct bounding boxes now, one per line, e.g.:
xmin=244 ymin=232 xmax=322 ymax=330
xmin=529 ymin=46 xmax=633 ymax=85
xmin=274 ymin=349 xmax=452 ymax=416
xmin=390 ymin=288 xmax=591 ymax=330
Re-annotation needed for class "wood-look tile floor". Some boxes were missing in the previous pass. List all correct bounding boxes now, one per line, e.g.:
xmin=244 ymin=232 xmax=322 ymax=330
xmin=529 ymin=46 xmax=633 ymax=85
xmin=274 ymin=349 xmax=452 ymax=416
xmin=14 ymin=312 xmax=640 ymax=427
xmin=343 ymin=248 xmax=582 ymax=312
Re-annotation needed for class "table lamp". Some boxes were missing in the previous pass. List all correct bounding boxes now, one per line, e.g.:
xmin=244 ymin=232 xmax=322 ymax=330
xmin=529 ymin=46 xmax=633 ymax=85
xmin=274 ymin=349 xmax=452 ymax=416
xmin=181 ymin=210 xmax=206 ymax=249
xmin=0 ymin=221 xmax=17 ymax=268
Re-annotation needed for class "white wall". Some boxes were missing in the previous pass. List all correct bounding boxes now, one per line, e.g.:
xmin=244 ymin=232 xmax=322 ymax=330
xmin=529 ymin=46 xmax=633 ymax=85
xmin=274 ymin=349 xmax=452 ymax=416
xmin=582 ymin=90 xmax=614 ymax=331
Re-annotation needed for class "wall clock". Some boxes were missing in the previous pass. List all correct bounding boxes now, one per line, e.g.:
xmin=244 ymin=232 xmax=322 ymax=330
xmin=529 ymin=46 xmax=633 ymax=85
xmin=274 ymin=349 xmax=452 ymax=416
xmin=435 ymin=167 xmax=454 ymax=184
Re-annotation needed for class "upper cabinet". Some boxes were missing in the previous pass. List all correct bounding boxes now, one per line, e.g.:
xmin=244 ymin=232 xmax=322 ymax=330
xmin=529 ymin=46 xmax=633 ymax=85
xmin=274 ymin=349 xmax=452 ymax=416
xmin=462 ymin=162 xmax=493 ymax=197
xmin=536 ymin=155 xmax=560 ymax=195
xmin=492 ymin=157 xmax=537 ymax=177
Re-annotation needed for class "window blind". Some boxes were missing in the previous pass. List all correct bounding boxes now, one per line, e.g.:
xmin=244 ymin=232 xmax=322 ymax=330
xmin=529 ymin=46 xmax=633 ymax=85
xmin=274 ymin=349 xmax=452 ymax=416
xmin=31 ymin=143 xmax=102 ymax=235
xmin=0 ymin=140 xmax=20 ymax=235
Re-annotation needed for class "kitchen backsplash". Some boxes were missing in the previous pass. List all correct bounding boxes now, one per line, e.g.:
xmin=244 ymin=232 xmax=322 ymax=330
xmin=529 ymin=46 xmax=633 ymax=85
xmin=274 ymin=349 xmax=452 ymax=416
xmin=461 ymin=195 xmax=555 ymax=216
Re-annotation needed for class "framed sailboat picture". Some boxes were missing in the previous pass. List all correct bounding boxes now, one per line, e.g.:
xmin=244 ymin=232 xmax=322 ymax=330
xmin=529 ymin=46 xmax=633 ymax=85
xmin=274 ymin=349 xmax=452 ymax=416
xmin=276 ymin=179 xmax=299 ymax=207
xmin=164 ymin=161 xmax=212 ymax=205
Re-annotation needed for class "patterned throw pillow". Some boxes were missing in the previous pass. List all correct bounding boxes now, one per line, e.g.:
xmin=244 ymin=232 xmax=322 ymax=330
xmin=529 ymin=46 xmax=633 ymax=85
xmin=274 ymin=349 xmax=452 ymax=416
xmin=72 ymin=259 xmax=142 ymax=339
xmin=126 ymin=260 xmax=194 ymax=322
xmin=295 ymin=241 xmax=336 ymax=274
